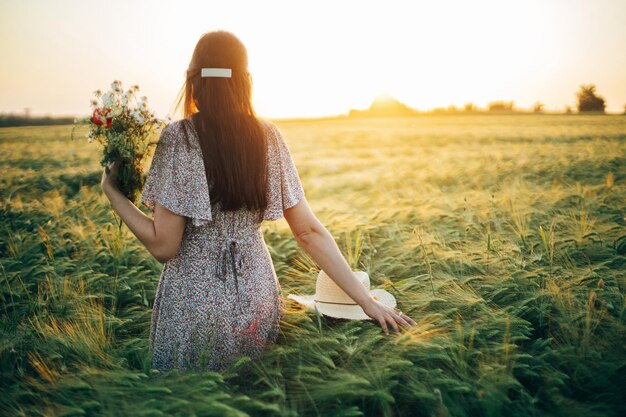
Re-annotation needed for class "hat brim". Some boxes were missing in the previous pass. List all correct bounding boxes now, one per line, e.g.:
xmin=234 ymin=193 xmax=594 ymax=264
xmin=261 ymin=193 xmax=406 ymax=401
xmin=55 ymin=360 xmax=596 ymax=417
xmin=287 ymin=289 xmax=396 ymax=321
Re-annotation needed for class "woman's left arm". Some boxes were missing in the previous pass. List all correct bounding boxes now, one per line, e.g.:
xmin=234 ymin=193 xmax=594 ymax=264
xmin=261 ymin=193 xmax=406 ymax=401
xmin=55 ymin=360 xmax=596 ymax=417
xmin=101 ymin=161 xmax=187 ymax=263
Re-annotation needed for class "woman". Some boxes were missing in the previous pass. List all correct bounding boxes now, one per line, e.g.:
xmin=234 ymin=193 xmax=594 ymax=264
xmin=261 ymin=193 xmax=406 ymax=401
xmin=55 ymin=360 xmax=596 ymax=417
xmin=101 ymin=30 xmax=415 ymax=372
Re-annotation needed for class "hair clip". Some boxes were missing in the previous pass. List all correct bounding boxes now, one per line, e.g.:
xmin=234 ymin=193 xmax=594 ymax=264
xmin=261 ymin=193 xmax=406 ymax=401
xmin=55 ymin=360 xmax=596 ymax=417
xmin=201 ymin=68 xmax=232 ymax=78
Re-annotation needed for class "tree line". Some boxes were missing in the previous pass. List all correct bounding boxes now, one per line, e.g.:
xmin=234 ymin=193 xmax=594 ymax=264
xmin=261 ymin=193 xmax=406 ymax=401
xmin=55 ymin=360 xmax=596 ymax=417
xmin=0 ymin=111 xmax=75 ymax=128
xmin=444 ymin=84 xmax=616 ymax=114
xmin=2 ymin=83 xmax=624 ymax=127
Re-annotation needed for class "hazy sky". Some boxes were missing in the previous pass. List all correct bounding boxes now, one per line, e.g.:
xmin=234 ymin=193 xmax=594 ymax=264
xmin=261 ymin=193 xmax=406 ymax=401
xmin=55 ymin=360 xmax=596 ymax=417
xmin=1 ymin=0 xmax=625 ymax=118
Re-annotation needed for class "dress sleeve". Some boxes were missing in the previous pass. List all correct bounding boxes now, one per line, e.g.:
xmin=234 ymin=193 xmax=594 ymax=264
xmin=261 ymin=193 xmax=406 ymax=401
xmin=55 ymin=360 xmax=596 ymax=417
xmin=262 ymin=122 xmax=306 ymax=221
xmin=141 ymin=122 xmax=213 ymax=227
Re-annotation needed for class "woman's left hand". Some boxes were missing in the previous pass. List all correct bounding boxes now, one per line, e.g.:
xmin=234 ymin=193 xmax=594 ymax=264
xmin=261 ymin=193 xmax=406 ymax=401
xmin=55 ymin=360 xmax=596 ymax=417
xmin=101 ymin=160 xmax=120 ymax=192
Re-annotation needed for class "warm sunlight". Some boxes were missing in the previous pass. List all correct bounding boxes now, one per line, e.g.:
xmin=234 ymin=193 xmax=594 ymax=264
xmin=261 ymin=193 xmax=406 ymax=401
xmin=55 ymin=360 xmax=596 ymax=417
xmin=1 ymin=0 xmax=625 ymax=118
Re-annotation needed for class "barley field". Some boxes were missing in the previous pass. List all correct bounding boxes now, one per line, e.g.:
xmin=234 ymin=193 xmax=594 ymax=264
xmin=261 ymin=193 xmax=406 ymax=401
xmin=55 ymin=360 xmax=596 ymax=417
xmin=1 ymin=114 xmax=625 ymax=417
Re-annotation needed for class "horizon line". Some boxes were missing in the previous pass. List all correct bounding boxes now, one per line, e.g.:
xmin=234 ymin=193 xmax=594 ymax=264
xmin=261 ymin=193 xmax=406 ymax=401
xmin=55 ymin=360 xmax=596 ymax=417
xmin=3 ymin=107 xmax=625 ymax=121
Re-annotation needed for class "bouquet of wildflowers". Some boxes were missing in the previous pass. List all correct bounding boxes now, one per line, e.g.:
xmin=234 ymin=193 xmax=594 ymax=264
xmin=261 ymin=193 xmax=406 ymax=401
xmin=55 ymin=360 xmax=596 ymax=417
xmin=72 ymin=80 xmax=167 ymax=203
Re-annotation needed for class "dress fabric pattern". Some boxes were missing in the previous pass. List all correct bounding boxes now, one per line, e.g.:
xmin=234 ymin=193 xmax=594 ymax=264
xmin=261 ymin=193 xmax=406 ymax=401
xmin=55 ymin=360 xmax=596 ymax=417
xmin=141 ymin=117 xmax=305 ymax=372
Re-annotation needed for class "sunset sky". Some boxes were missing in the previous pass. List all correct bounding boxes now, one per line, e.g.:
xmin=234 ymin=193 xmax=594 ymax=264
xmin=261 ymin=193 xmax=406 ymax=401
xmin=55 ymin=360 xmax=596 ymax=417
xmin=1 ymin=0 xmax=625 ymax=119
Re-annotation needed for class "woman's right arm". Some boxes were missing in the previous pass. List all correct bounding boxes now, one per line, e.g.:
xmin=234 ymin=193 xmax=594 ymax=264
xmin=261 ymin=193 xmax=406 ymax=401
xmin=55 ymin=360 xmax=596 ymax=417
xmin=283 ymin=197 xmax=415 ymax=334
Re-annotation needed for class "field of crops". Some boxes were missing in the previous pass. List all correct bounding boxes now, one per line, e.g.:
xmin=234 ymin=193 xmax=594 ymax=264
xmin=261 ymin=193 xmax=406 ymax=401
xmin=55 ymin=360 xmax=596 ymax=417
xmin=1 ymin=114 xmax=625 ymax=416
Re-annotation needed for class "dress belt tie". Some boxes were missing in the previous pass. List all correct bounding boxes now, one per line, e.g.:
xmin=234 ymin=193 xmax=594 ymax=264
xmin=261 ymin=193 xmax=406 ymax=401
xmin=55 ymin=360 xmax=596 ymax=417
xmin=216 ymin=237 xmax=245 ymax=314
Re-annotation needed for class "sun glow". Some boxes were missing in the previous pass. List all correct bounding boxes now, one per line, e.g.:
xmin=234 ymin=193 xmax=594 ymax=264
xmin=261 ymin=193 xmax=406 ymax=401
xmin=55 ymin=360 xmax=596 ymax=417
xmin=1 ymin=0 xmax=625 ymax=118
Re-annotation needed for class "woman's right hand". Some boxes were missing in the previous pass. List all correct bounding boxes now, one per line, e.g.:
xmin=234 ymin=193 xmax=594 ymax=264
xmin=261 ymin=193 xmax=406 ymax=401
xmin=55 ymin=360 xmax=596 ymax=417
xmin=360 ymin=298 xmax=416 ymax=335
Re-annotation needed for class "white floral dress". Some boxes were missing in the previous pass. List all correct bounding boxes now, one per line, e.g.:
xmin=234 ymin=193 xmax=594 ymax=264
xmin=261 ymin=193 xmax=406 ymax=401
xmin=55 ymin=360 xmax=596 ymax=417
xmin=141 ymin=117 xmax=305 ymax=372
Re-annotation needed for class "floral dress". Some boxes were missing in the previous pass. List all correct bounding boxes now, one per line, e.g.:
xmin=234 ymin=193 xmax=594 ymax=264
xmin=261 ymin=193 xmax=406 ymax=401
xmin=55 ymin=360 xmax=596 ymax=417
xmin=141 ymin=117 xmax=305 ymax=372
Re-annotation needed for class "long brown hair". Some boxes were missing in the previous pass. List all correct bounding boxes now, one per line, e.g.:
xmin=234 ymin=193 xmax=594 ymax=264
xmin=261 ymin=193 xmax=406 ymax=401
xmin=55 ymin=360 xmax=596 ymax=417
xmin=171 ymin=30 xmax=268 ymax=213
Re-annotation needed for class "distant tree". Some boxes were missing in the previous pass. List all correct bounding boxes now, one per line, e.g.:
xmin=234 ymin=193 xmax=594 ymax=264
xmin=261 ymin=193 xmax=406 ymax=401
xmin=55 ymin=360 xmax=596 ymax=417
xmin=464 ymin=102 xmax=477 ymax=112
xmin=349 ymin=95 xmax=418 ymax=118
xmin=532 ymin=101 xmax=544 ymax=113
xmin=623 ymin=104 xmax=626 ymax=115
xmin=368 ymin=95 xmax=417 ymax=116
xmin=488 ymin=101 xmax=514 ymax=111
xmin=564 ymin=105 xmax=572 ymax=114
xmin=0 ymin=113 xmax=75 ymax=127
xmin=447 ymin=105 xmax=458 ymax=113
xmin=576 ymin=84 xmax=606 ymax=112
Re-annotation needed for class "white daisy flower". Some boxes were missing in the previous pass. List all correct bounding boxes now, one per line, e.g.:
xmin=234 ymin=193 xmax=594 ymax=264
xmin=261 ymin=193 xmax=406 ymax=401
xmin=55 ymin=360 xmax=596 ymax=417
xmin=101 ymin=93 xmax=113 ymax=107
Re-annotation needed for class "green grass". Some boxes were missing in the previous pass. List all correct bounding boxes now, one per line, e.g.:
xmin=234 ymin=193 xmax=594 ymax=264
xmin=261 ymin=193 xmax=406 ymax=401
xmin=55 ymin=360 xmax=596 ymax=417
xmin=1 ymin=114 xmax=625 ymax=416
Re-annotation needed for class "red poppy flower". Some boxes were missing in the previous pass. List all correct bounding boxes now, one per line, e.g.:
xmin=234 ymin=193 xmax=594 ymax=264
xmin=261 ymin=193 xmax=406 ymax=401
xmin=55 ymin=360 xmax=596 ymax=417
xmin=92 ymin=108 xmax=113 ymax=129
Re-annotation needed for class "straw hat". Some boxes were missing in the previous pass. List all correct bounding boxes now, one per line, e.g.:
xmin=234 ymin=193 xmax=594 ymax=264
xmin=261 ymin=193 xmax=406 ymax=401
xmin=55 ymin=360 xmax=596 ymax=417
xmin=287 ymin=270 xmax=397 ymax=320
